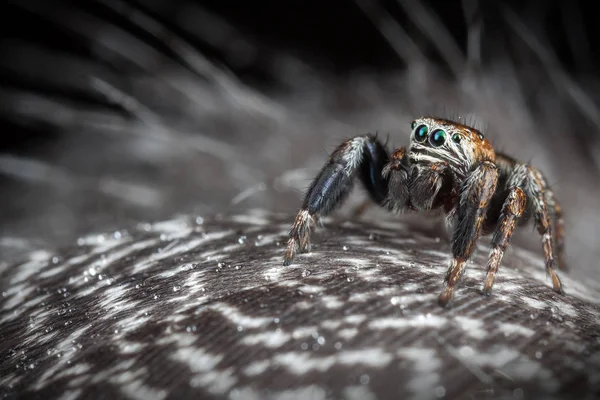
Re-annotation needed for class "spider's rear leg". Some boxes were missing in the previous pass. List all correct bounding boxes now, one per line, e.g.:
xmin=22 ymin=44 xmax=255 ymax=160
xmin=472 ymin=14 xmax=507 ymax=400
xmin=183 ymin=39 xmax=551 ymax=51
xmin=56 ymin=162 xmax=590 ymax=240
xmin=439 ymin=161 xmax=499 ymax=306
xmin=482 ymin=187 xmax=526 ymax=295
xmin=546 ymin=188 xmax=567 ymax=271
xmin=283 ymin=134 xmax=395 ymax=266
xmin=523 ymin=167 xmax=564 ymax=293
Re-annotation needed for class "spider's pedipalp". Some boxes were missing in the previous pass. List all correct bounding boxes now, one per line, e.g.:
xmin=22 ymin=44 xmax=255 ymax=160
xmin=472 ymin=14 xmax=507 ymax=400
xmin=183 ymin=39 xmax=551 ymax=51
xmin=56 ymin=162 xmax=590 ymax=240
xmin=483 ymin=187 xmax=526 ymax=295
xmin=439 ymin=161 xmax=499 ymax=306
xmin=409 ymin=162 xmax=449 ymax=211
xmin=382 ymin=148 xmax=411 ymax=212
xmin=283 ymin=134 xmax=390 ymax=266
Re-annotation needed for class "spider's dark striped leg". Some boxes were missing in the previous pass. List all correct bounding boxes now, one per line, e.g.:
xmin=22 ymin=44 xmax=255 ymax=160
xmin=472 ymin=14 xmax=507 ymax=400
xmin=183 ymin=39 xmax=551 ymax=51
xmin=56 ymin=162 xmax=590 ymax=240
xmin=483 ymin=187 xmax=526 ymax=295
xmin=546 ymin=188 xmax=567 ymax=271
xmin=283 ymin=134 xmax=398 ymax=266
xmin=439 ymin=161 xmax=499 ymax=306
xmin=523 ymin=166 xmax=564 ymax=293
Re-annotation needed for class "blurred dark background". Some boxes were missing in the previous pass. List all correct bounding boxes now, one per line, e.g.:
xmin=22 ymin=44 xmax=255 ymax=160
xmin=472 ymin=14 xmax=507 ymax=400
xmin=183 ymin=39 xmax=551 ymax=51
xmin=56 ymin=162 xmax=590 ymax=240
xmin=1 ymin=0 xmax=599 ymax=282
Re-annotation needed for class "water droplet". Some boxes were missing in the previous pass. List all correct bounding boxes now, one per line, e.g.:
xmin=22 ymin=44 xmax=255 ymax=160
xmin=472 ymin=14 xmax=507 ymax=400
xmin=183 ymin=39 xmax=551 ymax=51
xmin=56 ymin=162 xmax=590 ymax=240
xmin=513 ymin=388 xmax=524 ymax=400
xmin=301 ymin=343 xmax=309 ymax=350
xmin=273 ymin=318 xmax=280 ymax=324
xmin=173 ymin=285 xmax=181 ymax=292
xmin=312 ymin=344 xmax=320 ymax=351
xmin=238 ymin=235 xmax=248 ymax=244
xmin=317 ymin=336 xmax=325 ymax=345
xmin=342 ymin=245 xmax=349 ymax=251
xmin=360 ymin=374 xmax=370 ymax=385
xmin=390 ymin=296 xmax=400 ymax=305
xmin=195 ymin=216 xmax=205 ymax=225
xmin=334 ymin=342 xmax=343 ymax=350
xmin=346 ymin=276 xmax=355 ymax=282
xmin=113 ymin=231 xmax=122 ymax=240
xmin=52 ymin=257 xmax=59 ymax=264
xmin=234 ymin=265 xmax=242 ymax=270
xmin=459 ymin=346 xmax=474 ymax=357
xmin=435 ymin=386 xmax=446 ymax=397
xmin=98 ymin=274 xmax=104 ymax=280
xmin=237 ymin=326 xmax=244 ymax=332
xmin=77 ymin=238 xmax=85 ymax=246
xmin=1 ymin=292 xmax=7 ymax=297
xmin=535 ymin=351 xmax=542 ymax=359
xmin=434 ymin=237 xmax=441 ymax=243
xmin=409 ymin=262 xmax=416 ymax=267
xmin=88 ymin=267 xmax=97 ymax=276
xmin=302 ymin=270 xmax=312 ymax=278
xmin=368 ymin=233 xmax=378 ymax=240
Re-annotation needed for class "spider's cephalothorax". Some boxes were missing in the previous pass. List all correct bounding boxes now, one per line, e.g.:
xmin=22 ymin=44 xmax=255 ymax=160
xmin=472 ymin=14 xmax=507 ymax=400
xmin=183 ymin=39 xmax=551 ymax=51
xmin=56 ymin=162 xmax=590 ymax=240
xmin=283 ymin=117 xmax=566 ymax=306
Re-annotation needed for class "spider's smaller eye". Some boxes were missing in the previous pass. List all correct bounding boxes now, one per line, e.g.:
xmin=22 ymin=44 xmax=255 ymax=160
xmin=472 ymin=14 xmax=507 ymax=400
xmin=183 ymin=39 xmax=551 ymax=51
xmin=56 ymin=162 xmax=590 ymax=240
xmin=414 ymin=125 xmax=428 ymax=142
xmin=411 ymin=121 xmax=417 ymax=130
xmin=430 ymin=129 xmax=447 ymax=147
xmin=477 ymin=133 xmax=485 ymax=140
xmin=452 ymin=133 xmax=461 ymax=143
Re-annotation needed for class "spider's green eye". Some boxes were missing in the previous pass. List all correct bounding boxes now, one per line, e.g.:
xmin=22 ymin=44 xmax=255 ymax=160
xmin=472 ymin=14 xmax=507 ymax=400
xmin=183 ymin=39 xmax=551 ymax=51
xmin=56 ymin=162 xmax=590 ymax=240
xmin=430 ymin=129 xmax=447 ymax=147
xmin=411 ymin=121 xmax=417 ymax=130
xmin=452 ymin=133 xmax=461 ymax=143
xmin=414 ymin=124 xmax=428 ymax=142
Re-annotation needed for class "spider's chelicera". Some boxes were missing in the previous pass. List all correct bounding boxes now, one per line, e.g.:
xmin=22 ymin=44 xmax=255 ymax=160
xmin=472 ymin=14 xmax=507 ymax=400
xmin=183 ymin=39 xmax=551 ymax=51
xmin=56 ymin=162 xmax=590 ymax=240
xmin=283 ymin=117 xmax=566 ymax=306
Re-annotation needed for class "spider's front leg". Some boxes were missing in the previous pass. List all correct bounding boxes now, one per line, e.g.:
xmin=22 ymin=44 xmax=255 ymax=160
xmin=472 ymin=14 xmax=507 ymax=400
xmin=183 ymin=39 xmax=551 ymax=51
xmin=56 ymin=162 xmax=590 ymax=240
xmin=439 ymin=161 xmax=499 ymax=306
xmin=283 ymin=134 xmax=399 ymax=266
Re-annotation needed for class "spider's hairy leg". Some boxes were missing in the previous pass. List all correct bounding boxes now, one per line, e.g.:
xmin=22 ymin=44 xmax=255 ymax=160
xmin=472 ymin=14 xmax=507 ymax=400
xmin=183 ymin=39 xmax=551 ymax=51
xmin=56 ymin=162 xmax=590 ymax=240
xmin=546 ymin=188 xmax=567 ymax=271
xmin=439 ymin=161 xmax=499 ymax=307
xmin=523 ymin=166 xmax=564 ymax=293
xmin=409 ymin=162 xmax=449 ymax=211
xmin=381 ymin=148 xmax=411 ymax=212
xmin=483 ymin=187 xmax=526 ymax=295
xmin=283 ymin=134 xmax=390 ymax=266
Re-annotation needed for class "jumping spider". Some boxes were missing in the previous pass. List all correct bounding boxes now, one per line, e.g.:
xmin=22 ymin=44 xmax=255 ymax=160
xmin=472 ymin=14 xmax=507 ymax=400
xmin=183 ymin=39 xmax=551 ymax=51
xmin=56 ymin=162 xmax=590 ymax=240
xmin=283 ymin=117 xmax=566 ymax=306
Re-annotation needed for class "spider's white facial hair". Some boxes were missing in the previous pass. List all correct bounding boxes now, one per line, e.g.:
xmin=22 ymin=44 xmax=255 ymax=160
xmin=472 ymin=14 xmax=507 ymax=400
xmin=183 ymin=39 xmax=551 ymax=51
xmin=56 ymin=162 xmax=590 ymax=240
xmin=408 ymin=139 xmax=474 ymax=178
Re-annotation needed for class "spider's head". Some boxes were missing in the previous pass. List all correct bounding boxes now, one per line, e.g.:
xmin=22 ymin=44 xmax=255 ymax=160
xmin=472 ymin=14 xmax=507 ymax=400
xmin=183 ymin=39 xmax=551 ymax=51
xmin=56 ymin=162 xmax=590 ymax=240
xmin=408 ymin=117 xmax=495 ymax=174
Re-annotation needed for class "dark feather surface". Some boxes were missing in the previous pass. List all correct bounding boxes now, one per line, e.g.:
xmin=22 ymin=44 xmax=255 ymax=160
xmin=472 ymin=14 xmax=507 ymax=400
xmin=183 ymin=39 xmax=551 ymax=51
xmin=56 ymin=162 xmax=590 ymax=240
xmin=1 ymin=0 xmax=600 ymax=398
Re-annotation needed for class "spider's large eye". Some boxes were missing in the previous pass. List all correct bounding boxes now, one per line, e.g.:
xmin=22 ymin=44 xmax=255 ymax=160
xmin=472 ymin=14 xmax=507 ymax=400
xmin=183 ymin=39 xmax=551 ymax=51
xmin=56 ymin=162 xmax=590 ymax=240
xmin=430 ymin=129 xmax=447 ymax=147
xmin=414 ymin=124 xmax=428 ymax=142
